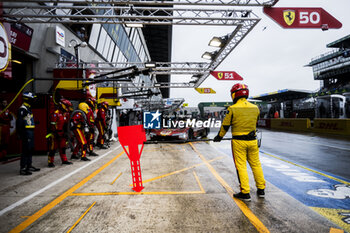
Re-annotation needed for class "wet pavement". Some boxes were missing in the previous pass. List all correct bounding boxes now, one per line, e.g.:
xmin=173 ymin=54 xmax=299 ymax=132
xmin=0 ymin=129 xmax=349 ymax=232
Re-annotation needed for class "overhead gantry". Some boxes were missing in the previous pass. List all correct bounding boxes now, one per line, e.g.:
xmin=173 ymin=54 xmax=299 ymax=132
xmin=2 ymin=0 xmax=279 ymax=90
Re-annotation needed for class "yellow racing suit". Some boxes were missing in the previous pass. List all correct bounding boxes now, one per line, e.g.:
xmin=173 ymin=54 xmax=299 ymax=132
xmin=218 ymin=98 xmax=265 ymax=194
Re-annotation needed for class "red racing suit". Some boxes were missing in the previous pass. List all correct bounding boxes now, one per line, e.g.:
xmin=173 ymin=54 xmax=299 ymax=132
xmin=48 ymin=109 xmax=69 ymax=163
xmin=0 ymin=108 xmax=13 ymax=159
xmin=96 ymin=107 xmax=107 ymax=145
xmin=70 ymin=111 xmax=88 ymax=158
xmin=85 ymin=107 xmax=95 ymax=153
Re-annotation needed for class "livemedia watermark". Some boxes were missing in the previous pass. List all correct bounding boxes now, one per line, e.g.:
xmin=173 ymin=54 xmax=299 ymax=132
xmin=143 ymin=110 xmax=221 ymax=129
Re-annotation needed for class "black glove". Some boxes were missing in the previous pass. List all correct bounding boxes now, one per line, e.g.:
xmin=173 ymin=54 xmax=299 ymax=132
xmin=213 ymin=135 xmax=222 ymax=142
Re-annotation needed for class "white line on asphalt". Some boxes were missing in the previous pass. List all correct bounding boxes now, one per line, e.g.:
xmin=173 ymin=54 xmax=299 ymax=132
xmin=0 ymin=145 xmax=121 ymax=217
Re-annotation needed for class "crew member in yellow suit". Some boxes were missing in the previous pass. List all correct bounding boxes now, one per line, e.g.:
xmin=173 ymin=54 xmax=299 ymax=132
xmin=213 ymin=83 xmax=265 ymax=201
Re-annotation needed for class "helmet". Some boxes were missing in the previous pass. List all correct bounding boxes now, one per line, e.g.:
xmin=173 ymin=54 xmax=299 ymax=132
xmin=59 ymin=99 xmax=73 ymax=112
xmin=230 ymin=83 xmax=249 ymax=101
xmin=23 ymin=92 xmax=37 ymax=105
xmin=86 ymin=97 xmax=96 ymax=109
xmin=100 ymin=101 xmax=109 ymax=110
xmin=78 ymin=102 xmax=90 ymax=115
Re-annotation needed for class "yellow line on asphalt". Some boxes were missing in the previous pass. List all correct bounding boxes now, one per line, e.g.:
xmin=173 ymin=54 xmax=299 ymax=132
xmin=262 ymin=151 xmax=350 ymax=186
xmin=110 ymin=172 xmax=122 ymax=185
xmin=132 ymin=156 xmax=224 ymax=186
xmin=193 ymin=171 xmax=205 ymax=193
xmin=66 ymin=201 xmax=96 ymax=233
xmin=143 ymin=148 xmax=185 ymax=153
xmin=189 ymin=142 xmax=270 ymax=233
xmin=9 ymin=151 xmax=124 ymax=233
xmin=71 ymin=191 xmax=204 ymax=196
xmin=330 ymin=228 xmax=344 ymax=233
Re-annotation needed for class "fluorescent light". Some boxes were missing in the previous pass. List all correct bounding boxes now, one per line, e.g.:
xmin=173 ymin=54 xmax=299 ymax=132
xmin=145 ymin=62 xmax=156 ymax=68
xmin=125 ymin=23 xmax=144 ymax=28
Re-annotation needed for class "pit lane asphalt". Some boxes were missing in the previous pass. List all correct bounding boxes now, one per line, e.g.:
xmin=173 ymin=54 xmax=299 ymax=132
xmin=0 ymin=131 xmax=346 ymax=233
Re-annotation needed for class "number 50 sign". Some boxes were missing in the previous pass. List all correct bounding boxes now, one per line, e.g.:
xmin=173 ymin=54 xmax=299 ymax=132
xmin=263 ymin=7 xmax=342 ymax=29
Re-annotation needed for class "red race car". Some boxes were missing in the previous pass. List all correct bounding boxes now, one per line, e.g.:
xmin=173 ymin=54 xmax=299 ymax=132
xmin=150 ymin=127 xmax=209 ymax=141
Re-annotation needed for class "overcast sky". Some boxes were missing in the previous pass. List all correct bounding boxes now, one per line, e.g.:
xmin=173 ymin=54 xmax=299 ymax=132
xmin=170 ymin=0 xmax=350 ymax=107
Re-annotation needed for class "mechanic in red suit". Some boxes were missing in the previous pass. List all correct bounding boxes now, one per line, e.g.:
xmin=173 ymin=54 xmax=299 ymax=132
xmin=70 ymin=106 xmax=90 ymax=161
xmin=0 ymin=99 xmax=13 ymax=161
xmin=79 ymin=97 xmax=98 ymax=156
xmin=47 ymin=99 xmax=74 ymax=167
xmin=96 ymin=101 xmax=109 ymax=149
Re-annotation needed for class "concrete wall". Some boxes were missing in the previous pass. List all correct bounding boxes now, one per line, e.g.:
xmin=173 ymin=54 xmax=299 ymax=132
xmin=270 ymin=118 xmax=311 ymax=132
xmin=313 ymin=118 xmax=350 ymax=136
xmin=258 ymin=118 xmax=350 ymax=136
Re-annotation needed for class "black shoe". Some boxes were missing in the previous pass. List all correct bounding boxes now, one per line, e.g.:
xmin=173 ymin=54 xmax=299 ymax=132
xmin=257 ymin=189 xmax=265 ymax=198
xmin=71 ymin=155 xmax=79 ymax=160
xmin=28 ymin=166 xmax=40 ymax=172
xmin=48 ymin=163 xmax=55 ymax=168
xmin=233 ymin=192 xmax=251 ymax=202
xmin=20 ymin=169 xmax=32 ymax=175
xmin=62 ymin=161 xmax=73 ymax=165
xmin=89 ymin=151 xmax=98 ymax=156
xmin=81 ymin=157 xmax=91 ymax=161
xmin=96 ymin=144 xmax=108 ymax=149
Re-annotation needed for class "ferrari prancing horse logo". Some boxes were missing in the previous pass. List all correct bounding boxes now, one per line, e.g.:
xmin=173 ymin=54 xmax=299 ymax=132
xmin=283 ymin=10 xmax=295 ymax=26
xmin=218 ymin=72 xmax=223 ymax=79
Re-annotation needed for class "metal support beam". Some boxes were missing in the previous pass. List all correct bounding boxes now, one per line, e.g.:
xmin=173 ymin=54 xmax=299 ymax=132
xmin=2 ymin=4 xmax=259 ymax=26
xmin=6 ymin=0 xmax=279 ymax=7
xmin=55 ymin=62 xmax=211 ymax=76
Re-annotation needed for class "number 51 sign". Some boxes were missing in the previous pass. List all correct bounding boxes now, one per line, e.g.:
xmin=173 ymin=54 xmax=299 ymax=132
xmin=210 ymin=71 xmax=243 ymax=81
xmin=263 ymin=7 xmax=342 ymax=29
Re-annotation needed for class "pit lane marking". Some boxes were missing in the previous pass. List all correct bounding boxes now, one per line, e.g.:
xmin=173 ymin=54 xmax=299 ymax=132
xmin=0 ymin=145 xmax=122 ymax=218
xmin=189 ymin=142 xmax=270 ymax=233
xmin=330 ymin=227 xmax=345 ymax=233
xmin=67 ymin=201 xmax=96 ymax=233
xmin=261 ymin=151 xmax=350 ymax=186
xmin=9 ymin=150 xmax=124 ymax=233
xmin=312 ymin=207 xmax=348 ymax=233
xmin=110 ymin=172 xmax=122 ymax=185
xmin=143 ymin=148 xmax=186 ymax=153
xmin=130 ymin=156 xmax=224 ymax=186
xmin=71 ymin=171 xmax=206 ymax=196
